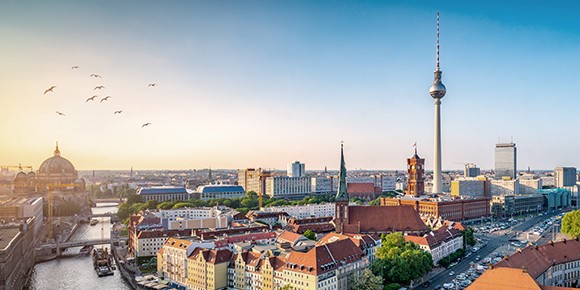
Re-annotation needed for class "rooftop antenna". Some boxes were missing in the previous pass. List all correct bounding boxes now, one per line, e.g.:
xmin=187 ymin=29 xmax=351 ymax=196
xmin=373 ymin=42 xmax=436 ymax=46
xmin=436 ymin=12 xmax=440 ymax=71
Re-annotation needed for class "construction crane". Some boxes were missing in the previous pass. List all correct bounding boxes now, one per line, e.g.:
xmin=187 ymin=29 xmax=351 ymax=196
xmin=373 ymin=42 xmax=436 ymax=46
xmin=46 ymin=183 xmax=79 ymax=241
xmin=1 ymin=164 xmax=33 ymax=173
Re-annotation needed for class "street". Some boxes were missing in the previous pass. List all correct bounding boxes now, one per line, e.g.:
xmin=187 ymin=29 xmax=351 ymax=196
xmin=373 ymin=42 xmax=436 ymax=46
xmin=418 ymin=211 xmax=563 ymax=290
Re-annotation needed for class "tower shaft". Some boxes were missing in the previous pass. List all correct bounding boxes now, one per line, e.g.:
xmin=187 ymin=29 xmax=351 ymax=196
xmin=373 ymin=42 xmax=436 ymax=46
xmin=432 ymin=99 xmax=442 ymax=193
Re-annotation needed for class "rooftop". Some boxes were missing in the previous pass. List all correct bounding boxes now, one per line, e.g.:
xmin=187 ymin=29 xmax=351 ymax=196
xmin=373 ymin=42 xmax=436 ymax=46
xmin=0 ymin=227 xmax=20 ymax=251
xmin=494 ymin=238 xmax=580 ymax=279
xmin=138 ymin=187 xmax=188 ymax=195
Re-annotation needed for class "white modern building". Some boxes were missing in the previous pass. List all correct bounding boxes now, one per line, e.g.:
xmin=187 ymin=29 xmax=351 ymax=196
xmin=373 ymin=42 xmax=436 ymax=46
xmin=261 ymin=203 xmax=335 ymax=219
xmin=265 ymin=176 xmax=311 ymax=198
xmin=311 ymin=177 xmax=333 ymax=194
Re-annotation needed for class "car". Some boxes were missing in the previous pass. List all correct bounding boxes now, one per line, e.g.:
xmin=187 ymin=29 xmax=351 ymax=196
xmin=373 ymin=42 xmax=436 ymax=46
xmin=422 ymin=281 xmax=431 ymax=288
xmin=434 ymin=285 xmax=442 ymax=290
xmin=449 ymin=271 xmax=455 ymax=276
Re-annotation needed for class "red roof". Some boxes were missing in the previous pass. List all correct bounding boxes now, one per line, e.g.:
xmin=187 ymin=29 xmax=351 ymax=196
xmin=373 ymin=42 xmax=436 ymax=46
xmin=285 ymin=238 xmax=363 ymax=276
xmin=494 ymin=238 xmax=580 ymax=279
xmin=347 ymin=183 xmax=375 ymax=194
xmin=345 ymin=205 xmax=428 ymax=234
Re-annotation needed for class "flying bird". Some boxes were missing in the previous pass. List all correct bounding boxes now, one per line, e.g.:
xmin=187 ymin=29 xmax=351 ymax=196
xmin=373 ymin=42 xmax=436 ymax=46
xmin=56 ymin=111 xmax=65 ymax=116
xmin=100 ymin=96 xmax=111 ymax=102
xmin=94 ymin=85 xmax=105 ymax=90
xmin=71 ymin=66 xmax=79 ymax=69
xmin=142 ymin=123 xmax=151 ymax=127
xmin=90 ymin=74 xmax=102 ymax=78
xmin=114 ymin=110 xmax=123 ymax=114
xmin=44 ymin=86 xmax=56 ymax=94
xmin=86 ymin=95 xmax=98 ymax=102
xmin=148 ymin=83 xmax=156 ymax=87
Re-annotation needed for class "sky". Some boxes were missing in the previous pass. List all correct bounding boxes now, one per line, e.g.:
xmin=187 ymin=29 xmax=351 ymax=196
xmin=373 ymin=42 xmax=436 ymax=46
xmin=1 ymin=1 xmax=580 ymax=171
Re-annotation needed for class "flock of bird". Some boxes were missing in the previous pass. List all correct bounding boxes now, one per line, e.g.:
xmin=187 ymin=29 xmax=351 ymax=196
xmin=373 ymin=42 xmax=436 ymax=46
xmin=43 ymin=66 xmax=156 ymax=128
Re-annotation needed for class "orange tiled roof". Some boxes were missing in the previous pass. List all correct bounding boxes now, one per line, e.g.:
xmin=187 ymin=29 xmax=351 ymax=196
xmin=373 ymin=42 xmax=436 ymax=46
xmin=277 ymin=230 xmax=303 ymax=244
xmin=494 ymin=238 xmax=580 ymax=279
xmin=164 ymin=237 xmax=192 ymax=249
xmin=345 ymin=205 xmax=428 ymax=233
xmin=467 ymin=267 xmax=542 ymax=290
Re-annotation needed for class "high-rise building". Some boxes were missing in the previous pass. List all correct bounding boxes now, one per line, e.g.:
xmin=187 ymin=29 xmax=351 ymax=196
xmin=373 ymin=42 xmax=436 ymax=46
xmin=464 ymin=163 xmax=480 ymax=178
xmin=405 ymin=149 xmax=425 ymax=197
xmin=554 ymin=167 xmax=577 ymax=188
xmin=287 ymin=161 xmax=305 ymax=177
xmin=429 ymin=13 xmax=447 ymax=194
xmin=495 ymin=143 xmax=517 ymax=180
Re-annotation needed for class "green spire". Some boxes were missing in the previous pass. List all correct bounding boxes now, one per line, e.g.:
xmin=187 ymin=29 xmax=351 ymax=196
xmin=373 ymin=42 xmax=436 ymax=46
xmin=336 ymin=143 xmax=349 ymax=201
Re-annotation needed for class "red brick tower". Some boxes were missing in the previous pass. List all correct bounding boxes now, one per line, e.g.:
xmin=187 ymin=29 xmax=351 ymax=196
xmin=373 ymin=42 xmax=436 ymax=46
xmin=406 ymin=146 xmax=425 ymax=197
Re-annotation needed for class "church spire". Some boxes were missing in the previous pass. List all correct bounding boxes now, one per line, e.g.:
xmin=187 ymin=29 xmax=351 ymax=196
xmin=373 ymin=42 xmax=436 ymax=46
xmin=54 ymin=142 xmax=61 ymax=157
xmin=335 ymin=142 xmax=349 ymax=201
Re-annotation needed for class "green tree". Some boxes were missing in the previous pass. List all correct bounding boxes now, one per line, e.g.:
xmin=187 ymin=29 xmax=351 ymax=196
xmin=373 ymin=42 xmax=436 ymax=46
xmin=372 ymin=233 xmax=433 ymax=286
xmin=303 ymin=230 xmax=316 ymax=241
xmin=561 ymin=210 xmax=580 ymax=238
xmin=348 ymin=268 xmax=384 ymax=290
xmin=157 ymin=201 xmax=178 ymax=210
xmin=462 ymin=227 xmax=476 ymax=248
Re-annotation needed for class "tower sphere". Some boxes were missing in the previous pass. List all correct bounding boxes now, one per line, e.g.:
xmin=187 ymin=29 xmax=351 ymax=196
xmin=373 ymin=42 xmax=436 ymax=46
xmin=430 ymin=74 xmax=446 ymax=99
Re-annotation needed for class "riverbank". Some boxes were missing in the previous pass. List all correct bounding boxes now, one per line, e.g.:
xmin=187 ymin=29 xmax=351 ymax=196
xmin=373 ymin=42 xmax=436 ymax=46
xmin=112 ymin=245 xmax=139 ymax=289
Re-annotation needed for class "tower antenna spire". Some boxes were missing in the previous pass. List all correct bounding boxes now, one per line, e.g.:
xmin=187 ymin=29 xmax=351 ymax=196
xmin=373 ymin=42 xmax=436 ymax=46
xmin=436 ymin=12 xmax=440 ymax=72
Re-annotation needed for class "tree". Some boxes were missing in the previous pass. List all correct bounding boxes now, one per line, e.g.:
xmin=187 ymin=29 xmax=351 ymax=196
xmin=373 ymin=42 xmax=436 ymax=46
xmin=462 ymin=227 xmax=476 ymax=248
xmin=303 ymin=230 xmax=316 ymax=241
xmin=372 ymin=233 xmax=433 ymax=286
xmin=348 ymin=269 xmax=383 ymax=290
xmin=561 ymin=210 xmax=580 ymax=238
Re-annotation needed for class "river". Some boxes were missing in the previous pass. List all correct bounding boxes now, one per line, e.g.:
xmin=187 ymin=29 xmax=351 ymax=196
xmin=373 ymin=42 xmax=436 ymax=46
xmin=28 ymin=203 xmax=132 ymax=290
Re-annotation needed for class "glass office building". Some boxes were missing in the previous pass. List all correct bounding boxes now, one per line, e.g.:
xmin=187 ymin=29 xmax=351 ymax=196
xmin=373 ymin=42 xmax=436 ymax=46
xmin=495 ymin=143 xmax=517 ymax=180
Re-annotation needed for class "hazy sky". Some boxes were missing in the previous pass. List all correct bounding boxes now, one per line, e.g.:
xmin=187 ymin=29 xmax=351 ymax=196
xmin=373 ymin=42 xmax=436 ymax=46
xmin=1 ymin=1 xmax=580 ymax=171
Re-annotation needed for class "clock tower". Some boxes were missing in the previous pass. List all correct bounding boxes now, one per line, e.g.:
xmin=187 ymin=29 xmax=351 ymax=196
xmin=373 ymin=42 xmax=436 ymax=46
xmin=406 ymin=147 xmax=425 ymax=197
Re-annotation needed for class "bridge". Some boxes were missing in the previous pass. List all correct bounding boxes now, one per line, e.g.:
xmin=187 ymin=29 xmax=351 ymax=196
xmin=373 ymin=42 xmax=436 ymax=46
xmin=85 ymin=212 xmax=116 ymax=218
xmin=37 ymin=237 xmax=129 ymax=254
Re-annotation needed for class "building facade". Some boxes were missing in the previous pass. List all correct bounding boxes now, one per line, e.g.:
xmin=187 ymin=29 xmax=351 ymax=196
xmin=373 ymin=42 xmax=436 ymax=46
xmin=0 ymin=218 xmax=36 ymax=290
xmin=491 ymin=195 xmax=544 ymax=217
xmin=287 ymin=161 xmax=305 ymax=178
xmin=491 ymin=179 xmax=520 ymax=196
xmin=495 ymin=143 xmax=517 ymax=180
xmin=137 ymin=187 xmax=190 ymax=202
xmin=196 ymin=184 xmax=245 ymax=200
xmin=464 ymin=163 xmax=480 ymax=178
xmin=311 ymin=177 xmax=333 ymax=194
xmin=554 ymin=167 xmax=577 ymax=188
xmin=264 ymin=176 xmax=311 ymax=199
xmin=519 ymin=178 xmax=543 ymax=195
xmin=404 ymin=226 xmax=463 ymax=265
xmin=381 ymin=196 xmax=490 ymax=221
xmin=261 ymin=203 xmax=335 ymax=219
xmin=450 ymin=178 xmax=486 ymax=198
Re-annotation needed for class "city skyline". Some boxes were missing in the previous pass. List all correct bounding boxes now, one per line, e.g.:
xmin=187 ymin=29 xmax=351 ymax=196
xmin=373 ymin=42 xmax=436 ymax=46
xmin=2 ymin=1 xmax=580 ymax=170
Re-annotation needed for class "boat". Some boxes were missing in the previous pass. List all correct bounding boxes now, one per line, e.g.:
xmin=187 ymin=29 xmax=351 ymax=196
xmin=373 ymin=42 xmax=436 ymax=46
xmin=93 ymin=248 xmax=114 ymax=277
xmin=90 ymin=219 xmax=99 ymax=226
xmin=79 ymin=245 xmax=93 ymax=254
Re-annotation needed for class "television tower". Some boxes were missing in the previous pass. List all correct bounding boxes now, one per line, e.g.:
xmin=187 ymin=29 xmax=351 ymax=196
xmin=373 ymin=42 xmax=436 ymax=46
xmin=429 ymin=13 xmax=446 ymax=193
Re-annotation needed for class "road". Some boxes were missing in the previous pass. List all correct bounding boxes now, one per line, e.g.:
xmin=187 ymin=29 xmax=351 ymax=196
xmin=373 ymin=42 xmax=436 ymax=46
xmin=419 ymin=211 xmax=562 ymax=290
